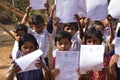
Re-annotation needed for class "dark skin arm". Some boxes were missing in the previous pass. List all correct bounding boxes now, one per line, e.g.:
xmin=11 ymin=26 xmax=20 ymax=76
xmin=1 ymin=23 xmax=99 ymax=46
xmin=21 ymin=5 xmax=32 ymax=24
xmin=107 ymin=15 xmax=114 ymax=44
xmin=108 ymin=54 xmax=119 ymax=80
xmin=6 ymin=63 xmax=21 ymax=80
xmin=36 ymin=60 xmax=51 ymax=80
xmin=74 ymin=14 xmax=84 ymax=40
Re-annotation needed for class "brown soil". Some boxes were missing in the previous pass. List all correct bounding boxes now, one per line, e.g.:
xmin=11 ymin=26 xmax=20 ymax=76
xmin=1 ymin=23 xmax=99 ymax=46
xmin=0 ymin=25 xmax=14 ymax=80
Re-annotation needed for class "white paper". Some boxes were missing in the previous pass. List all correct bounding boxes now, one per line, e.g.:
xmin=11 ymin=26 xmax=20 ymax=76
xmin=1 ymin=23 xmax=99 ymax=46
xmin=114 ymin=38 xmax=120 ymax=67
xmin=78 ymin=0 xmax=87 ymax=17
xmin=30 ymin=0 xmax=46 ymax=10
xmin=115 ymin=23 xmax=120 ymax=36
xmin=15 ymin=49 xmax=43 ymax=71
xmin=56 ymin=0 xmax=108 ymax=23
xmin=56 ymin=0 xmax=78 ymax=23
xmin=108 ymin=0 xmax=120 ymax=19
xmin=86 ymin=0 xmax=108 ymax=20
xmin=11 ymin=41 xmax=19 ymax=60
xmin=18 ymin=59 xmax=39 ymax=73
xmin=55 ymin=51 xmax=79 ymax=80
xmin=80 ymin=45 xmax=104 ymax=74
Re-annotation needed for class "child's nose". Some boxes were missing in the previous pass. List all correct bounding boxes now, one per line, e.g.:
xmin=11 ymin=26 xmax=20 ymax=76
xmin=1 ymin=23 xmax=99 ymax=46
xmin=61 ymin=44 xmax=65 ymax=48
xmin=68 ymin=30 xmax=72 ymax=32
xmin=26 ymin=48 xmax=31 ymax=53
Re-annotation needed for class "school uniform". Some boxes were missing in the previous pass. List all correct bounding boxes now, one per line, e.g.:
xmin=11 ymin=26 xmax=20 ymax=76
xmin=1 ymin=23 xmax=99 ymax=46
xmin=11 ymin=41 xmax=22 ymax=60
xmin=16 ymin=69 xmax=43 ymax=80
xmin=28 ymin=28 xmax=51 ymax=67
xmin=28 ymin=28 xmax=50 ymax=58
xmin=6 ymin=63 xmax=44 ymax=80
xmin=70 ymin=31 xmax=82 ymax=51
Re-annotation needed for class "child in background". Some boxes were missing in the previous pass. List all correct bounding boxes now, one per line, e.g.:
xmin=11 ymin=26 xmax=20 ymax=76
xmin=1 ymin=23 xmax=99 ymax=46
xmin=80 ymin=27 xmax=111 ymax=80
xmin=27 ymin=14 xmax=53 ymax=67
xmin=51 ymin=31 xmax=80 ymax=80
xmin=91 ymin=19 xmax=114 ymax=57
xmin=91 ymin=18 xmax=114 ymax=45
xmin=10 ymin=24 xmax=28 ymax=60
xmin=62 ymin=14 xmax=84 ymax=51
xmin=6 ymin=33 xmax=50 ymax=80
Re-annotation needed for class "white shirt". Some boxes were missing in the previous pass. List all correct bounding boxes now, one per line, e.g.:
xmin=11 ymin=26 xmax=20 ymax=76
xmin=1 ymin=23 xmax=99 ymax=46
xmin=28 ymin=28 xmax=50 ymax=58
xmin=70 ymin=31 xmax=82 ymax=51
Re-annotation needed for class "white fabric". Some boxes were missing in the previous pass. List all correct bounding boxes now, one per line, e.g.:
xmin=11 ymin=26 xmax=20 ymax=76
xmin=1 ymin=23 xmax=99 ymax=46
xmin=70 ymin=31 xmax=82 ymax=51
xmin=28 ymin=28 xmax=50 ymax=58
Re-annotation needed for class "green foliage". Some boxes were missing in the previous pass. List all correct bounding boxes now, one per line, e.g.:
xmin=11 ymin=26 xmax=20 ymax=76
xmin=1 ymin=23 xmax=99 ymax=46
xmin=0 ymin=0 xmax=55 ymax=23
xmin=4 ymin=0 xmax=29 ymax=13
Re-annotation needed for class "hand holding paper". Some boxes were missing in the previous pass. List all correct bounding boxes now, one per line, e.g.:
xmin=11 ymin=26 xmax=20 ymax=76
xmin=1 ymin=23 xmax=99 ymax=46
xmin=30 ymin=0 xmax=46 ymax=10
xmin=55 ymin=51 xmax=79 ymax=80
xmin=15 ymin=49 xmax=43 ymax=72
xmin=114 ymin=38 xmax=120 ymax=67
xmin=80 ymin=45 xmax=105 ymax=74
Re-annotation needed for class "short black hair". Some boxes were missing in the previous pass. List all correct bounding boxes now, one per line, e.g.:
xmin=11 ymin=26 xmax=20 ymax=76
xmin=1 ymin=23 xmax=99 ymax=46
xmin=91 ymin=20 xmax=105 ymax=30
xmin=19 ymin=33 xmax=39 ymax=50
xmin=55 ymin=31 xmax=72 ymax=43
xmin=62 ymin=22 xmax=78 ymax=31
xmin=31 ymin=15 xmax=44 ymax=24
xmin=14 ymin=24 xmax=28 ymax=33
xmin=84 ymin=27 xmax=103 ymax=44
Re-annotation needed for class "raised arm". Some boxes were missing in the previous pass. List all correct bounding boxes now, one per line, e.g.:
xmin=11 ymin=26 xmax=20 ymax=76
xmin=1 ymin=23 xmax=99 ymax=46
xmin=47 ymin=4 xmax=56 ymax=33
xmin=107 ymin=15 xmax=114 ymax=44
xmin=74 ymin=14 xmax=84 ymax=40
xmin=21 ymin=6 xmax=32 ymax=24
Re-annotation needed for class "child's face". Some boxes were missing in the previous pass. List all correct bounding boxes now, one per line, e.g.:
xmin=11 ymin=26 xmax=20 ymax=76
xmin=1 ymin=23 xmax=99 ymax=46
xmin=32 ymin=23 xmax=44 ymax=34
xmin=63 ymin=25 xmax=76 ymax=37
xmin=86 ymin=36 xmax=101 ymax=45
xmin=21 ymin=41 xmax=36 ymax=55
xmin=14 ymin=30 xmax=26 ymax=41
xmin=55 ymin=38 xmax=72 ymax=51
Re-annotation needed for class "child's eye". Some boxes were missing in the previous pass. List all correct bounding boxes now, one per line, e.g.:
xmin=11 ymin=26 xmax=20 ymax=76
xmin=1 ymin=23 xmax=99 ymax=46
xmin=87 ymin=40 xmax=91 ymax=43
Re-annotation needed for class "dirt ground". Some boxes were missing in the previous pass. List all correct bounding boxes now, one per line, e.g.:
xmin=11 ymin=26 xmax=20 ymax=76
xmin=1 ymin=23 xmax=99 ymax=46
xmin=0 ymin=25 xmax=14 ymax=80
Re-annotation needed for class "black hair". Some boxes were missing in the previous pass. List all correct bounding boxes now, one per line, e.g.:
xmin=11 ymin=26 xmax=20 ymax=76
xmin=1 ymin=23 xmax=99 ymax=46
xmin=14 ymin=24 xmax=28 ymax=33
xmin=18 ymin=33 xmax=39 ymax=50
xmin=55 ymin=31 xmax=72 ymax=43
xmin=84 ymin=27 xmax=103 ymax=44
xmin=31 ymin=15 xmax=44 ymax=24
xmin=62 ymin=22 xmax=78 ymax=31
xmin=91 ymin=20 xmax=105 ymax=30
xmin=117 ymin=27 xmax=120 ymax=37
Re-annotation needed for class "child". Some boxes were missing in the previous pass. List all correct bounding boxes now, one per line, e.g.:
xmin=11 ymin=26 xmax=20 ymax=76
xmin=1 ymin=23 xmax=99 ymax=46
xmin=27 ymin=14 xmax=53 ymax=67
xmin=80 ymin=27 xmax=111 ymax=80
xmin=13 ymin=24 xmax=28 ymax=41
xmin=62 ymin=14 xmax=84 ymax=51
xmin=47 ymin=5 xmax=83 ymax=51
xmin=10 ymin=24 xmax=28 ymax=60
xmin=6 ymin=33 xmax=50 ymax=80
xmin=91 ymin=19 xmax=114 ymax=45
xmin=51 ymin=31 xmax=80 ymax=80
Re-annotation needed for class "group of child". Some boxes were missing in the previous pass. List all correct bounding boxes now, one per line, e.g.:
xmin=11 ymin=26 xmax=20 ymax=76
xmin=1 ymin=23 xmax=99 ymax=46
xmin=5 ymin=2 xmax=120 ymax=80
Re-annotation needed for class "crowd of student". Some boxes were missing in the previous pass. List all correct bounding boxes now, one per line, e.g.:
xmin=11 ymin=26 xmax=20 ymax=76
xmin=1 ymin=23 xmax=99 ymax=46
xmin=5 ymin=2 xmax=120 ymax=80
